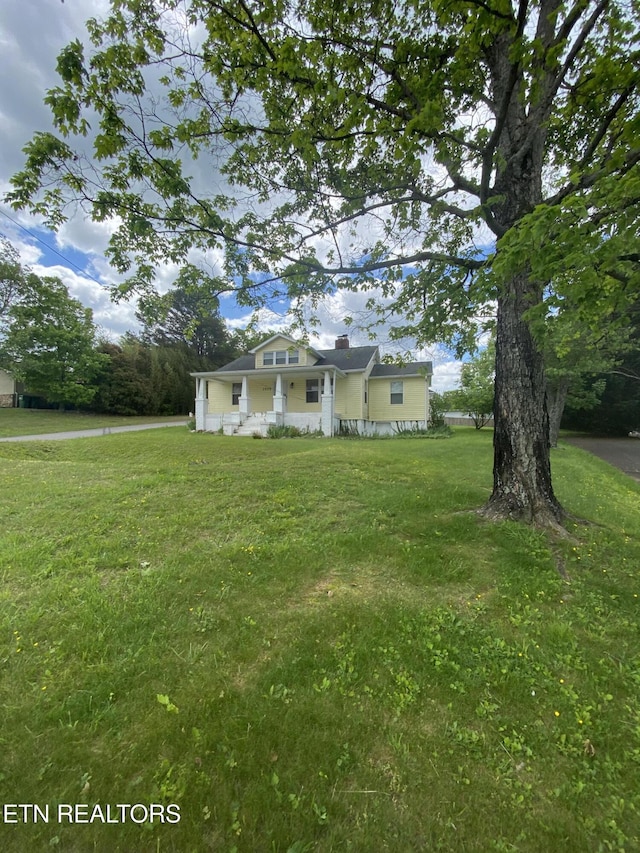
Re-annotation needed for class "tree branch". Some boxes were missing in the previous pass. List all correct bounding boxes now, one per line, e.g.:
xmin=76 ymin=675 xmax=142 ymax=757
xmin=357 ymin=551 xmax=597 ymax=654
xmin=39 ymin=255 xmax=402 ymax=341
xmin=521 ymin=0 xmax=609 ymax=140
xmin=462 ymin=0 xmax=515 ymax=21
xmin=545 ymin=147 xmax=640 ymax=208
xmin=480 ymin=0 xmax=527 ymax=200
xmin=572 ymin=86 xmax=636 ymax=175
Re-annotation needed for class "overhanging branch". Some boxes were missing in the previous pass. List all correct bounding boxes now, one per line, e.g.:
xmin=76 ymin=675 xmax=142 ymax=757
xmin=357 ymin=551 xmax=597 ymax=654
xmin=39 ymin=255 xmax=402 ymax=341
xmin=545 ymin=147 xmax=640 ymax=208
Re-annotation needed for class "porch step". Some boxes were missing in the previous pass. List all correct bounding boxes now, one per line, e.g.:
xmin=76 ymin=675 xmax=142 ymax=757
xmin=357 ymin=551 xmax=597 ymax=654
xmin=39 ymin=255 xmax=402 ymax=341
xmin=234 ymin=415 xmax=267 ymax=436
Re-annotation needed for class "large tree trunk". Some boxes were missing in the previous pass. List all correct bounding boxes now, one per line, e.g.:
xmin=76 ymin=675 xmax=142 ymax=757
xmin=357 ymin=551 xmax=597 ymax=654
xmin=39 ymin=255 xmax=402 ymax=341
xmin=482 ymin=272 xmax=565 ymax=526
xmin=479 ymin=13 xmax=569 ymax=527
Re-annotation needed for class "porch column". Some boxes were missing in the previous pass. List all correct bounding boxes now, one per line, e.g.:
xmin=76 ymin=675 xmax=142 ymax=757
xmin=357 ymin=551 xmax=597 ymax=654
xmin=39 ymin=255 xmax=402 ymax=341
xmin=321 ymin=370 xmax=334 ymax=437
xmin=195 ymin=378 xmax=208 ymax=431
xmin=239 ymin=375 xmax=250 ymax=418
xmin=273 ymin=372 xmax=286 ymax=422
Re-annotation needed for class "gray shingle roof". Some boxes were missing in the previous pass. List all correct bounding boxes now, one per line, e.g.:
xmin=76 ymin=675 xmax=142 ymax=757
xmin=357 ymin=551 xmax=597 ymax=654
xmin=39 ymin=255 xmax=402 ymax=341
xmin=314 ymin=346 xmax=378 ymax=370
xmin=208 ymin=347 xmax=431 ymax=377
xmin=213 ymin=345 xmax=378 ymax=373
xmin=370 ymin=362 xmax=432 ymax=377
xmin=214 ymin=354 xmax=258 ymax=373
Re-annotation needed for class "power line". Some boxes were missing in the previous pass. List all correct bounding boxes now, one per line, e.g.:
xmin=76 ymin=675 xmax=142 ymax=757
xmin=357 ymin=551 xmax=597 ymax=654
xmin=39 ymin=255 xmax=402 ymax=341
xmin=0 ymin=206 xmax=110 ymax=289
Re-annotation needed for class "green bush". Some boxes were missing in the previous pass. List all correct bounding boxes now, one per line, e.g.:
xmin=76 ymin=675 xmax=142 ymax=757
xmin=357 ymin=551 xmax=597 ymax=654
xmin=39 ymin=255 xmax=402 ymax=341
xmin=393 ymin=421 xmax=453 ymax=438
xmin=428 ymin=391 xmax=447 ymax=428
xmin=266 ymin=424 xmax=303 ymax=438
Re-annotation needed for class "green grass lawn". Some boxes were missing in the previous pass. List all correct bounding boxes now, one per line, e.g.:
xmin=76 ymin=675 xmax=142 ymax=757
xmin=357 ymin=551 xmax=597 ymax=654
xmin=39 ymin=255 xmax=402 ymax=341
xmin=0 ymin=409 xmax=187 ymax=437
xmin=0 ymin=429 xmax=639 ymax=852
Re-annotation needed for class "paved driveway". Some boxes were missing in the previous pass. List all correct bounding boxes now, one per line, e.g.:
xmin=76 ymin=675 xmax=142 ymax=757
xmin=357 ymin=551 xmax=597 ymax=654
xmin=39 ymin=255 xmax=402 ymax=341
xmin=0 ymin=421 xmax=188 ymax=443
xmin=563 ymin=437 xmax=640 ymax=481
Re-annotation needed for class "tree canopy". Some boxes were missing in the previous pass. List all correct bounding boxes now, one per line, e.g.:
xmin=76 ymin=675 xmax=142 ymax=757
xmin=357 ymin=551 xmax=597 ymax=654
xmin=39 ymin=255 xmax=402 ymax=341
xmin=563 ymin=297 xmax=640 ymax=435
xmin=0 ymin=237 xmax=29 ymax=335
xmin=0 ymin=274 xmax=106 ymax=409
xmin=542 ymin=302 xmax=631 ymax=446
xmin=7 ymin=0 xmax=639 ymax=525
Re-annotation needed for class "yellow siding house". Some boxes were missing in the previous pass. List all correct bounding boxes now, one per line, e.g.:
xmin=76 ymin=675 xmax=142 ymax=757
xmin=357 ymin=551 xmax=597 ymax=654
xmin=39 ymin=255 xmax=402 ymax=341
xmin=192 ymin=334 xmax=432 ymax=436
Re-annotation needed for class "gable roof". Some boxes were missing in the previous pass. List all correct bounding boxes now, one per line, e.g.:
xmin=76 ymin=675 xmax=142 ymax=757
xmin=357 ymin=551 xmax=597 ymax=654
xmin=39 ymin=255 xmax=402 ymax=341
xmin=208 ymin=344 xmax=378 ymax=375
xmin=248 ymin=333 xmax=297 ymax=353
xmin=248 ymin=333 xmax=323 ymax=360
xmin=192 ymin=344 xmax=431 ymax=378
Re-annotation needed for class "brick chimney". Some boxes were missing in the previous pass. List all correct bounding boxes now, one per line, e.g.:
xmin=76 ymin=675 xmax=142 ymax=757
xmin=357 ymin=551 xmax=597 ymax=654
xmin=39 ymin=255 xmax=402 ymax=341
xmin=335 ymin=334 xmax=350 ymax=350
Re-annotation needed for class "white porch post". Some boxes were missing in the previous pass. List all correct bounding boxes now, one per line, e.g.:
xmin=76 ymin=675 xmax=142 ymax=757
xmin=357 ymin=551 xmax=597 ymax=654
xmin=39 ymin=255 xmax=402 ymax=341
xmin=321 ymin=370 xmax=334 ymax=436
xmin=239 ymin=375 xmax=250 ymax=418
xmin=195 ymin=378 xmax=208 ymax=431
xmin=273 ymin=373 xmax=286 ymax=423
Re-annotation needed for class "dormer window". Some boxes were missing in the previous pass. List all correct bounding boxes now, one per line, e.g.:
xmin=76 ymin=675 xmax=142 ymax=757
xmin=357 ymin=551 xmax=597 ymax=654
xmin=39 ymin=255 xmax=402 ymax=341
xmin=263 ymin=349 xmax=299 ymax=366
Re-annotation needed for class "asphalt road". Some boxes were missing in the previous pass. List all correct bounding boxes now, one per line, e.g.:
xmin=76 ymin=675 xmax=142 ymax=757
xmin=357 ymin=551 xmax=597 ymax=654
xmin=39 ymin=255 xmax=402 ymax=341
xmin=563 ymin=436 xmax=640 ymax=481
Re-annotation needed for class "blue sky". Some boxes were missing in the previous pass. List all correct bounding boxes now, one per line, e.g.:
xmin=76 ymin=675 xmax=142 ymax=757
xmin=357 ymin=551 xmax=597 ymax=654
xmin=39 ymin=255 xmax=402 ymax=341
xmin=0 ymin=0 xmax=466 ymax=390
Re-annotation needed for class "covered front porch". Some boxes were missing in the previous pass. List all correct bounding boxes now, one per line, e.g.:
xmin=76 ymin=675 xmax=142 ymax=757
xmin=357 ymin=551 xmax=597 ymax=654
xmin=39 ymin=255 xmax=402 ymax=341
xmin=194 ymin=367 xmax=343 ymax=436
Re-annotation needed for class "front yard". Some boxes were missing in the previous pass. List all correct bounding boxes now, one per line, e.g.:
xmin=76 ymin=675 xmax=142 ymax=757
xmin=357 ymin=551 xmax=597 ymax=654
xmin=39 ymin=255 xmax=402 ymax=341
xmin=0 ymin=429 xmax=639 ymax=851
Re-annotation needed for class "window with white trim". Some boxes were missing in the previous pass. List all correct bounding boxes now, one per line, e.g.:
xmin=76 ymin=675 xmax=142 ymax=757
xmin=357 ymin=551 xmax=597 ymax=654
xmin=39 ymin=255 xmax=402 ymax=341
xmin=263 ymin=349 xmax=299 ymax=366
xmin=306 ymin=378 xmax=319 ymax=403
xmin=390 ymin=380 xmax=404 ymax=405
xmin=231 ymin=382 xmax=242 ymax=405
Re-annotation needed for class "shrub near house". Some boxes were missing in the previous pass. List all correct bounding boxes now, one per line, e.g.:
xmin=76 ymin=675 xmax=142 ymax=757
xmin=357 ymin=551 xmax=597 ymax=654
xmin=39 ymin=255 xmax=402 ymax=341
xmin=192 ymin=334 xmax=432 ymax=436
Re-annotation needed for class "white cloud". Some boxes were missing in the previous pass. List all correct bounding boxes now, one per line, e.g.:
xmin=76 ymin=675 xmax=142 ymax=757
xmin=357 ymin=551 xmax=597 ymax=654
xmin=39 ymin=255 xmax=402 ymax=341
xmin=431 ymin=356 xmax=463 ymax=392
xmin=0 ymin=0 xmax=134 ymax=338
xmin=224 ymin=288 xmax=464 ymax=390
xmin=0 ymin=0 xmax=491 ymax=360
xmin=31 ymin=262 xmax=141 ymax=340
xmin=226 ymin=307 xmax=290 ymax=335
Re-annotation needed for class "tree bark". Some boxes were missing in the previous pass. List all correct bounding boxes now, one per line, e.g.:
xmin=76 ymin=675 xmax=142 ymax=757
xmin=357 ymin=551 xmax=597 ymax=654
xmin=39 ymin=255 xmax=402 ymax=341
xmin=482 ymin=272 xmax=565 ymax=526
xmin=547 ymin=378 xmax=570 ymax=448
xmin=479 ymin=15 xmax=567 ymax=527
